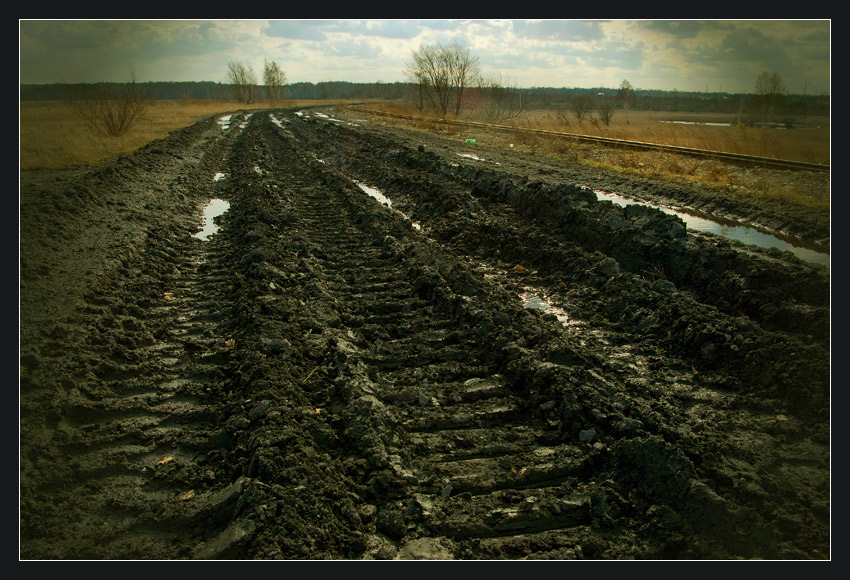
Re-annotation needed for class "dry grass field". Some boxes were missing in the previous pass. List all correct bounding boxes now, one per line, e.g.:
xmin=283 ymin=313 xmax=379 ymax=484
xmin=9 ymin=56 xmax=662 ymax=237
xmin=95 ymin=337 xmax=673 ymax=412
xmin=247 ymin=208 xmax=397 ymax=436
xmin=367 ymin=102 xmax=830 ymax=212
xmin=371 ymin=102 xmax=830 ymax=166
xmin=19 ymin=99 xmax=350 ymax=171
xmin=20 ymin=98 xmax=829 ymax=212
xmin=519 ymin=108 xmax=829 ymax=165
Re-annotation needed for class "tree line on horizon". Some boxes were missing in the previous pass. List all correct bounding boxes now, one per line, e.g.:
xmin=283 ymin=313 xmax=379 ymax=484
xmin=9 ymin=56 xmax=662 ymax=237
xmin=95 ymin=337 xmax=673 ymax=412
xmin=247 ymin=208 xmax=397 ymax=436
xmin=20 ymin=79 xmax=828 ymax=115
xmin=22 ymin=46 xmax=827 ymax=137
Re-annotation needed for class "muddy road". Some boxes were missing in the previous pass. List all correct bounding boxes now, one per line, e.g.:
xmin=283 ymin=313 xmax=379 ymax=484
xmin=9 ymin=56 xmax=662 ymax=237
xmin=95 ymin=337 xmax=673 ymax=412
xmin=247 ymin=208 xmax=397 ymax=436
xmin=19 ymin=106 xmax=830 ymax=560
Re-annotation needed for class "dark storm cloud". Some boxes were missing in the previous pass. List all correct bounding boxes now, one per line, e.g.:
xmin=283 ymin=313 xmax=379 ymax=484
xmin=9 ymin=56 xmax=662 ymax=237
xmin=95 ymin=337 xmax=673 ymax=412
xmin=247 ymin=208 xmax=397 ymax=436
xmin=19 ymin=20 xmax=247 ymax=83
xmin=21 ymin=20 xmax=120 ymax=52
xmin=20 ymin=20 xmax=146 ymax=82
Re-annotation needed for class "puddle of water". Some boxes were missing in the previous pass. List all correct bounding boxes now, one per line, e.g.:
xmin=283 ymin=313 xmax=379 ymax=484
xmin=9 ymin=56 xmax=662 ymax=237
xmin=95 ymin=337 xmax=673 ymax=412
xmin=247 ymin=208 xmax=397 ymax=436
xmin=660 ymin=120 xmax=821 ymax=130
xmin=355 ymin=181 xmax=421 ymax=230
xmin=457 ymin=152 xmax=501 ymax=165
xmin=475 ymin=261 xmax=581 ymax=328
xmin=519 ymin=287 xmax=578 ymax=326
xmin=193 ymin=198 xmax=230 ymax=241
xmin=217 ymin=115 xmax=232 ymax=130
xmin=356 ymin=181 xmax=394 ymax=207
xmin=592 ymin=189 xmax=829 ymax=269
xmin=660 ymin=120 xmax=733 ymax=127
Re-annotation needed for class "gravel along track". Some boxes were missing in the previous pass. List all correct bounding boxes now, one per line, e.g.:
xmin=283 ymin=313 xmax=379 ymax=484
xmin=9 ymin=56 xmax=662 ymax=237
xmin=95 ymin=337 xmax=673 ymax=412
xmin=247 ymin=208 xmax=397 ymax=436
xmin=19 ymin=107 xmax=830 ymax=560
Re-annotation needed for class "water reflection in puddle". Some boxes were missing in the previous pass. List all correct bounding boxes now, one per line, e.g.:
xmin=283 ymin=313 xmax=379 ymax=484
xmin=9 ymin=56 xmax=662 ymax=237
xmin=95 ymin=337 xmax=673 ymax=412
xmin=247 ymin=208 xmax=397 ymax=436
xmin=457 ymin=152 xmax=501 ymax=165
xmin=478 ymin=261 xmax=580 ymax=328
xmin=356 ymin=181 xmax=394 ymax=207
xmin=519 ymin=287 xmax=579 ymax=327
xmin=660 ymin=120 xmax=733 ymax=127
xmin=355 ymin=181 xmax=421 ymax=230
xmin=193 ymin=198 xmax=230 ymax=241
xmin=591 ymin=189 xmax=829 ymax=269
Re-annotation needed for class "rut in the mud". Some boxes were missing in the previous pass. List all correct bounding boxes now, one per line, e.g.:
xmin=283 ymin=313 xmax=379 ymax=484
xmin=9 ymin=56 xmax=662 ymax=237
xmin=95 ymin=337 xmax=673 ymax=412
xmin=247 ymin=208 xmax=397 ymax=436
xmin=19 ymin=107 xmax=830 ymax=560
xmin=215 ymin=118 xmax=619 ymax=559
xmin=19 ymin=122 xmax=244 ymax=558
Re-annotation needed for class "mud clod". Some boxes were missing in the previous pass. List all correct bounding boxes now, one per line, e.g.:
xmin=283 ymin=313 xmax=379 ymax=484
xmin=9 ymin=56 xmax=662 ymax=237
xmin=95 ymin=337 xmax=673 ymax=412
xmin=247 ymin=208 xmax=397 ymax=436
xmin=20 ymin=107 xmax=829 ymax=560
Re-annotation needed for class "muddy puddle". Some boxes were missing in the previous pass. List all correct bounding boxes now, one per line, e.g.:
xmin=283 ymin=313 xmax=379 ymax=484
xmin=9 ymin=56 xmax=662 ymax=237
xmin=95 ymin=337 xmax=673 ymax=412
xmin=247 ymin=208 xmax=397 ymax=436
xmin=19 ymin=106 xmax=830 ymax=560
xmin=193 ymin=198 xmax=230 ymax=241
xmin=593 ymin=189 xmax=829 ymax=268
xmin=355 ymin=181 xmax=421 ymax=230
xmin=519 ymin=287 xmax=576 ymax=326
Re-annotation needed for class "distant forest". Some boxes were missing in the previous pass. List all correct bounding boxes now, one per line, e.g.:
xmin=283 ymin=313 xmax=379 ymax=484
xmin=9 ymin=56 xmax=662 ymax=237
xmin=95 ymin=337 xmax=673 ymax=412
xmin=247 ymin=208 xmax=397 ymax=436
xmin=19 ymin=80 xmax=829 ymax=116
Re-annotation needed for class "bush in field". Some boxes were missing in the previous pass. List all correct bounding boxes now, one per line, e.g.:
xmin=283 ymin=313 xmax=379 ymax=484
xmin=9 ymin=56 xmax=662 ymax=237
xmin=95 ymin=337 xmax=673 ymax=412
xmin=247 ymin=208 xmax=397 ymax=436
xmin=571 ymin=94 xmax=594 ymax=124
xmin=475 ymin=75 xmax=523 ymax=123
xmin=67 ymin=71 xmax=149 ymax=137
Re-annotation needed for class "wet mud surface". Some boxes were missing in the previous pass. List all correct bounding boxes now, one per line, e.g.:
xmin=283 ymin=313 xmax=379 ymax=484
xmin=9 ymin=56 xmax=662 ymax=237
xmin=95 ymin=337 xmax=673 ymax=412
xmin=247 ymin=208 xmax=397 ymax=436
xmin=19 ymin=106 xmax=830 ymax=560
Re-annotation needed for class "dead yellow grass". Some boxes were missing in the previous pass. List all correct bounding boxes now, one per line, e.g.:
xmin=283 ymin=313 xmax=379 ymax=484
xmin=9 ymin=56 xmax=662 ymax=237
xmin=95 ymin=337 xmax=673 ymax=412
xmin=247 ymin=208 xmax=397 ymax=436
xmin=19 ymin=99 xmax=355 ymax=171
xmin=368 ymin=102 xmax=830 ymax=213
xmin=20 ymin=99 xmax=829 ymax=213
xmin=527 ymin=109 xmax=830 ymax=166
xmin=373 ymin=103 xmax=829 ymax=166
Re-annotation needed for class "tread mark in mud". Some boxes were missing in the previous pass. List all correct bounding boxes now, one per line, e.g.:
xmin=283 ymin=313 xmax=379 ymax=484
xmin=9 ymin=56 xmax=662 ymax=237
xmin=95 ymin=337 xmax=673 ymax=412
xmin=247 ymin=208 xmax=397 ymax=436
xmin=34 ymin=237 xmax=232 ymax=558
xmin=225 ymin=115 xmax=611 ymax=558
xmin=19 ymin=109 xmax=829 ymax=561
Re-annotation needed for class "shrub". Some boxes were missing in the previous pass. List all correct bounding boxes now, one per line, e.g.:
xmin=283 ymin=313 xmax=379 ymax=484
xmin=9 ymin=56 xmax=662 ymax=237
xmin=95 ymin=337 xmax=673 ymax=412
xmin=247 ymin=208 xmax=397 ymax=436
xmin=69 ymin=75 xmax=150 ymax=137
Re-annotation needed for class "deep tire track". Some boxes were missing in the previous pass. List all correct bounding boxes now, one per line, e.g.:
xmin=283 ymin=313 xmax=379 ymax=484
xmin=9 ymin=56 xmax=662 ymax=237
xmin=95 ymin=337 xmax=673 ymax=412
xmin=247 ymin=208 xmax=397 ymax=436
xmin=19 ymin=107 xmax=830 ymax=560
xmin=209 ymin=114 xmax=611 ymax=558
xmin=20 ymin=113 xmax=252 ymax=559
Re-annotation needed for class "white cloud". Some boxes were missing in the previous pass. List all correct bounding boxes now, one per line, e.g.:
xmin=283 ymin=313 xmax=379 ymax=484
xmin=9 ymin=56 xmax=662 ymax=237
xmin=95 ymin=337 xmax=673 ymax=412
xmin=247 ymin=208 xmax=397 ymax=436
xmin=19 ymin=19 xmax=829 ymax=94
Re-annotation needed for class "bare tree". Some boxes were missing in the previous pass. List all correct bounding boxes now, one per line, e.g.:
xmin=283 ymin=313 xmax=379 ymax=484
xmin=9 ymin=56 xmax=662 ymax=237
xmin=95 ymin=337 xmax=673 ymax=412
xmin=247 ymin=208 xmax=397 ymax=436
xmin=263 ymin=59 xmax=287 ymax=103
xmin=71 ymin=67 xmax=150 ymax=137
xmin=226 ymin=61 xmax=257 ymax=104
xmin=755 ymin=71 xmax=786 ymax=126
xmin=476 ymin=74 xmax=523 ymax=122
xmin=571 ymin=94 xmax=595 ymax=124
xmin=405 ymin=44 xmax=451 ymax=115
xmin=445 ymin=43 xmax=480 ymax=116
xmin=596 ymin=93 xmax=615 ymax=126
xmin=618 ymin=79 xmax=635 ymax=125
xmin=404 ymin=42 xmax=480 ymax=117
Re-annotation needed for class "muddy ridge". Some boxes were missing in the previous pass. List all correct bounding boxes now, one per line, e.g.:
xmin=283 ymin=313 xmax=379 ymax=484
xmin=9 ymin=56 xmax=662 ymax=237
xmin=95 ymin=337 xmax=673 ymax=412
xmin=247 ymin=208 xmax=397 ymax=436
xmin=19 ymin=107 xmax=830 ymax=560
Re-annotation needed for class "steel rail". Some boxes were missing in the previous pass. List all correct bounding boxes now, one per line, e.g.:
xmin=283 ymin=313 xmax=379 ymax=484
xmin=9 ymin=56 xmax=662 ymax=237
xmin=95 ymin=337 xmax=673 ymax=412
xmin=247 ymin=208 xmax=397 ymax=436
xmin=348 ymin=105 xmax=829 ymax=173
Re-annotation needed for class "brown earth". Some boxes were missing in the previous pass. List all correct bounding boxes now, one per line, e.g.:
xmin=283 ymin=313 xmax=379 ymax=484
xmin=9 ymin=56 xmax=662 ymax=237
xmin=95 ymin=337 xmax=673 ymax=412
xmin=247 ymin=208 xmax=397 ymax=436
xmin=19 ymin=106 xmax=830 ymax=560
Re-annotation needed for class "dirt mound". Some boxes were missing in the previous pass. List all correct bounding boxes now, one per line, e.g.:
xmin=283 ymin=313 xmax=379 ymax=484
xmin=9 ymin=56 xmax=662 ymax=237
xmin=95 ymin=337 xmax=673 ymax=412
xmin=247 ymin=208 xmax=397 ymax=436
xmin=19 ymin=107 xmax=829 ymax=560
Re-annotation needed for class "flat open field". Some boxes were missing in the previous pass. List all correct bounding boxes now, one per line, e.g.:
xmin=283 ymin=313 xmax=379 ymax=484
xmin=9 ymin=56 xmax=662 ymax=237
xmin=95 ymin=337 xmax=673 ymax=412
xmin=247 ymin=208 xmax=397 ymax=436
xmin=20 ymin=99 xmax=830 ymax=167
xmin=19 ymin=105 xmax=829 ymax=560
xmin=516 ymin=108 xmax=829 ymax=165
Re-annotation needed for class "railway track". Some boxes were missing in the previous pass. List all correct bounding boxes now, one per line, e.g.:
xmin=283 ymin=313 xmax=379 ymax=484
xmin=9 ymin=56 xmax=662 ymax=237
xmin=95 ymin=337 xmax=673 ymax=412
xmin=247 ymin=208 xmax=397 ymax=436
xmin=349 ymin=105 xmax=830 ymax=173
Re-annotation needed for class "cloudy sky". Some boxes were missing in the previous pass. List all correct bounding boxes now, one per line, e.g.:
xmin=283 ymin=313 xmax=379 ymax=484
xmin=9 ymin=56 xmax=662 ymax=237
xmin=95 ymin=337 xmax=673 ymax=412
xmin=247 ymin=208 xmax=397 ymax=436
xmin=19 ymin=19 xmax=830 ymax=95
